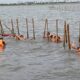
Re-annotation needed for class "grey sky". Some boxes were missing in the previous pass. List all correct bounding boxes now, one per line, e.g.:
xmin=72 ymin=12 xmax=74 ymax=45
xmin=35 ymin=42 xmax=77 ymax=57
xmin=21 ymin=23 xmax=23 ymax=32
xmin=0 ymin=0 xmax=80 ymax=3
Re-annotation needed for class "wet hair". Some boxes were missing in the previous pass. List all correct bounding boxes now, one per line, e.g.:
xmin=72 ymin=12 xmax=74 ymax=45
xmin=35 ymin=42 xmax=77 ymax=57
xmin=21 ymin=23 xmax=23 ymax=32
xmin=50 ymin=35 xmax=53 ymax=38
xmin=77 ymin=47 xmax=80 ymax=49
xmin=20 ymin=35 xmax=24 ymax=37
xmin=58 ymin=36 xmax=60 ymax=39
xmin=2 ymin=41 xmax=6 ymax=45
xmin=54 ymin=36 xmax=60 ymax=39
xmin=54 ymin=36 xmax=56 ymax=39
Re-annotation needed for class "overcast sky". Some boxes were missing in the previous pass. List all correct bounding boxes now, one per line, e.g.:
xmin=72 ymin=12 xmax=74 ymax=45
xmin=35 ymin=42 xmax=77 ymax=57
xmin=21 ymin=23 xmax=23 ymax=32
xmin=0 ymin=0 xmax=80 ymax=3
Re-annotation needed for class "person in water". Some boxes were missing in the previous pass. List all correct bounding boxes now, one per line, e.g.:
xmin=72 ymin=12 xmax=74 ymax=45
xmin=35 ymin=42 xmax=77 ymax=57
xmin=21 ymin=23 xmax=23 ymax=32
xmin=13 ymin=34 xmax=26 ymax=40
xmin=71 ymin=41 xmax=80 ymax=52
xmin=0 ymin=37 xmax=6 ymax=52
xmin=47 ymin=32 xmax=63 ymax=43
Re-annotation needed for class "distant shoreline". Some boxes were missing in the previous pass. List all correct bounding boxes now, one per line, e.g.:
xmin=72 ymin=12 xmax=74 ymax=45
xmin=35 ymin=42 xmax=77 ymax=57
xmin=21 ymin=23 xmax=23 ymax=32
xmin=0 ymin=2 xmax=80 ymax=6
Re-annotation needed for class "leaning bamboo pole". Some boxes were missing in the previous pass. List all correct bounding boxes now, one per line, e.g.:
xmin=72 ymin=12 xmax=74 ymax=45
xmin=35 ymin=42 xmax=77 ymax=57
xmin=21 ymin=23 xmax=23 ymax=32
xmin=26 ymin=18 xmax=29 ymax=39
xmin=3 ymin=23 xmax=12 ymax=32
xmin=0 ymin=20 xmax=4 ymax=35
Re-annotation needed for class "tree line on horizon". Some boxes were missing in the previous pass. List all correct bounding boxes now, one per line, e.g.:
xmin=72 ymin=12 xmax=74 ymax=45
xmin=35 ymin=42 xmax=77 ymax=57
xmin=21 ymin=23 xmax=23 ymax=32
xmin=0 ymin=1 xmax=80 ymax=6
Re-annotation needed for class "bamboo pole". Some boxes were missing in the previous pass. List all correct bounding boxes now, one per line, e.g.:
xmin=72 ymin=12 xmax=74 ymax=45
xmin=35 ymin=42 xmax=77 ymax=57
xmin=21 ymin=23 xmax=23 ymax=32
xmin=46 ymin=19 xmax=48 ymax=33
xmin=46 ymin=19 xmax=49 ymax=41
xmin=67 ymin=24 xmax=71 ymax=50
xmin=26 ymin=18 xmax=29 ymax=39
xmin=0 ymin=20 xmax=4 ymax=35
xmin=65 ymin=21 xmax=67 ymax=43
xmin=3 ymin=23 xmax=12 ymax=32
xmin=11 ymin=19 xmax=15 ymax=34
xmin=79 ymin=22 xmax=80 ymax=46
xmin=63 ymin=21 xmax=66 ymax=49
xmin=56 ymin=19 xmax=58 ymax=43
xmin=32 ymin=18 xmax=35 ymax=39
xmin=43 ymin=19 xmax=47 ymax=38
xmin=16 ymin=18 xmax=20 ymax=35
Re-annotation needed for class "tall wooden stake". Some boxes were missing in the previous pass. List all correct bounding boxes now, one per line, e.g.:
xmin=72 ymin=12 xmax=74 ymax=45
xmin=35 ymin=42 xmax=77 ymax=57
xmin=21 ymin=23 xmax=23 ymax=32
xmin=26 ymin=18 xmax=29 ymax=39
xmin=32 ymin=18 xmax=35 ymax=39
xmin=56 ymin=19 xmax=58 ymax=43
xmin=43 ymin=19 xmax=47 ymax=38
xmin=16 ymin=18 xmax=20 ymax=35
xmin=65 ymin=21 xmax=67 ymax=43
xmin=67 ymin=24 xmax=71 ymax=50
xmin=46 ymin=19 xmax=49 ymax=41
xmin=79 ymin=22 xmax=80 ymax=46
xmin=11 ymin=19 xmax=15 ymax=34
xmin=63 ymin=21 xmax=66 ymax=49
xmin=46 ymin=19 xmax=48 ymax=33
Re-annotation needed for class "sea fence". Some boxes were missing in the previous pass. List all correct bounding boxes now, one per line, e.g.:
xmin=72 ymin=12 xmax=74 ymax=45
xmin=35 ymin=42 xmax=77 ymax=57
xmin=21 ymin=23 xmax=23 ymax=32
xmin=0 ymin=18 xmax=80 ymax=50
xmin=0 ymin=18 xmax=79 ymax=37
xmin=0 ymin=18 xmax=79 ymax=39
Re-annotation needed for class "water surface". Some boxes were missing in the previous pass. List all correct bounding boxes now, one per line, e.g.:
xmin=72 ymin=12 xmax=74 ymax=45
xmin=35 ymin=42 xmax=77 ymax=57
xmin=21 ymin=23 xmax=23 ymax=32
xmin=0 ymin=3 xmax=80 ymax=80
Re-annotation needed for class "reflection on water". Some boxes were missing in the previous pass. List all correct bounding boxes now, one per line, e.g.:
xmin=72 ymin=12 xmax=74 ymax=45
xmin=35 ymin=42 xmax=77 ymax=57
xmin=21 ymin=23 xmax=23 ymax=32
xmin=0 ymin=3 xmax=80 ymax=80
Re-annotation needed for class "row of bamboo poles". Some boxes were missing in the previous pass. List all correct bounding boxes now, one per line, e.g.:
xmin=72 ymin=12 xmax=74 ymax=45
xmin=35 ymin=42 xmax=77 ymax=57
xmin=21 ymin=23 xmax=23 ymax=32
xmin=63 ymin=21 xmax=71 ymax=50
xmin=0 ymin=18 xmax=80 ymax=50
xmin=0 ymin=18 xmax=35 ymax=39
xmin=43 ymin=19 xmax=71 ymax=50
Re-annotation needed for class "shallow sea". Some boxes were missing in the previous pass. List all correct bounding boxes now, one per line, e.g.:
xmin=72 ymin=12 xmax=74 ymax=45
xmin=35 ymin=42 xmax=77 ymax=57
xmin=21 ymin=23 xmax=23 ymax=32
xmin=0 ymin=3 xmax=80 ymax=80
